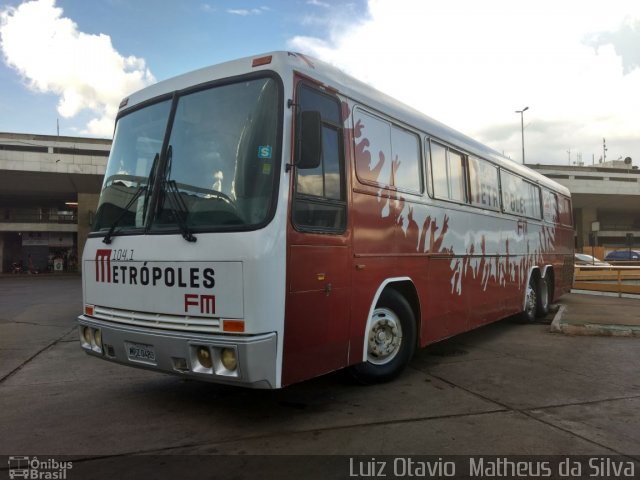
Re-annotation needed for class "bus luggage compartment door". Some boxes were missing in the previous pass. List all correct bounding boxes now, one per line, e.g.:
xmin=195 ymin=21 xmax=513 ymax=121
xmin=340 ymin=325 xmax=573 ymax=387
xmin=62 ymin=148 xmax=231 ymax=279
xmin=283 ymin=244 xmax=350 ymax=385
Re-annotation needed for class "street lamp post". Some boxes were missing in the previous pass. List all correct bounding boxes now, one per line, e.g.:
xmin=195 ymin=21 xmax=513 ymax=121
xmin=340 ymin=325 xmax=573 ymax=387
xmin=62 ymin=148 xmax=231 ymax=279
xmin=515 ymin=106 xmax=528 ymax=164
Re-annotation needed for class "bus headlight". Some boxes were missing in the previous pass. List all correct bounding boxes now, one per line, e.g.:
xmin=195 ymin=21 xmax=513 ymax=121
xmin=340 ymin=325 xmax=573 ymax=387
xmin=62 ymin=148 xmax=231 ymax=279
xmin=82 ymin=326 xmax=93 ymax=345
xmin=93 ymin=329 xmax=102 ymax=350
xmin=80 ymin=326 xmax=103 ymax=354
xmin=196 ymin=346 xmax=213 ymax=369
xmin=221 ymin=348 xmax=237 ymax=371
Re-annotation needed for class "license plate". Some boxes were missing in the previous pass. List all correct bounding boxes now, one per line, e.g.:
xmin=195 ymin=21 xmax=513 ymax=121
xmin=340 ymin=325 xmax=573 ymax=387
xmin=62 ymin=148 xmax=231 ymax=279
xmin=125 ymin=341 xmax=156 ymax=364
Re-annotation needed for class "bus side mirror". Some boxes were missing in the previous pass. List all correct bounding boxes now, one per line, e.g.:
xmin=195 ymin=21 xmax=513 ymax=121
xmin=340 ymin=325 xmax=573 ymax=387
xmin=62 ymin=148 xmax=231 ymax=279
xmin=298 ymin=111 xmax=322 ymax=169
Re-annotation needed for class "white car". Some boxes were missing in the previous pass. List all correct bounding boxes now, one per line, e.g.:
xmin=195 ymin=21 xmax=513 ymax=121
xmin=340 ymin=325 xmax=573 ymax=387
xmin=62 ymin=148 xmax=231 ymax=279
xmin=574 ymin=253 xmax=610 ymax=266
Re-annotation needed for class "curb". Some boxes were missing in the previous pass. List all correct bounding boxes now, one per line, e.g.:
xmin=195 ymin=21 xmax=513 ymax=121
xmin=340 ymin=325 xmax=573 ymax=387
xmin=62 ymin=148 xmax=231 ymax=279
xmin=550 ymin=303 xmax=640 ymax=337
xmin=571 ymin=289 xmax=640 ymax=300
xmin=549 ymin=304 xmax=565 ymax=333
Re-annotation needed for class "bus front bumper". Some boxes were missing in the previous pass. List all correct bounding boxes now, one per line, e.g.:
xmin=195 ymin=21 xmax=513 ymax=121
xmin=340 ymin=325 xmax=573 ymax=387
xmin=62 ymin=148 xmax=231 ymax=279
xmin=77 ymin=315 xmax=278 ymax=389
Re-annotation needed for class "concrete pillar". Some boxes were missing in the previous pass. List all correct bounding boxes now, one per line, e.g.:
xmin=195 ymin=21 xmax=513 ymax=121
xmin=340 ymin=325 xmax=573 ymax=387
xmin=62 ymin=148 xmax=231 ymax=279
xmin=0 ymin=234 xmax=4 ymax=273
xmin=578 ymin=207 xmax=598 ymax=250
xmin=77 ymin=192 xmax=100 ymax=271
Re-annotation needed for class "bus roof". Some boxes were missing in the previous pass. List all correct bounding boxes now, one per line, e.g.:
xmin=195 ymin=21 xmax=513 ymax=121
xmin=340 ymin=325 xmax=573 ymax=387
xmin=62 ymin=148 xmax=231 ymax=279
xmin=120 ymin=51 xmax=570 ymax=198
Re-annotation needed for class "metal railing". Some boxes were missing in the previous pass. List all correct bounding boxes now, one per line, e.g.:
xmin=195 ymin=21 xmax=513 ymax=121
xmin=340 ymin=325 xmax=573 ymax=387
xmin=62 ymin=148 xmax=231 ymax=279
xmin=1 ymin=213 xmax=77 ymax=224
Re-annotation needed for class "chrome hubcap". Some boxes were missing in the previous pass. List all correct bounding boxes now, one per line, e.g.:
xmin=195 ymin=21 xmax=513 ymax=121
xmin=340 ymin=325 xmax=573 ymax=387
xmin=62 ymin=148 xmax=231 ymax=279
xmin=526 ymin=285 xmax=536 ymax=317
xmin=367 ymin=307 xmax=403 ymax=365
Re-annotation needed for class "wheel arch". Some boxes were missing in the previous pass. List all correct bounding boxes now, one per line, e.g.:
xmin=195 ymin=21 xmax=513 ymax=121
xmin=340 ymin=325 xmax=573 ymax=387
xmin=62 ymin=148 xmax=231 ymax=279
xmin=361 ymin=277 xmax=421 ymax=362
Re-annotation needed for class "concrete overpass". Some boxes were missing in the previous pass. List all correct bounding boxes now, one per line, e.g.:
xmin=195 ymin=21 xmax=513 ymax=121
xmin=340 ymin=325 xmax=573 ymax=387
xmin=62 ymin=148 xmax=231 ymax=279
xmin=0 ymin=132 xmax=110 ymax=273
xmin=530 ymin=163 xmax=640 ymax=251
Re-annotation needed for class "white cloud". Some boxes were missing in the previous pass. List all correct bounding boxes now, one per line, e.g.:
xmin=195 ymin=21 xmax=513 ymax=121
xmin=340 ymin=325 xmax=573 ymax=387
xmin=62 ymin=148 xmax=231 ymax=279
xmin=307 ymin=0 xmax=331 ymax=8
xmin=0 ymin=0 xmax=155 ymax=137
xmin=226 ymin=7 xmax=269 ymax=16
xmin=288 ymin=0 xmax=640 ymax=165
xmin=585 ymin=17 xmax=640 ymax=74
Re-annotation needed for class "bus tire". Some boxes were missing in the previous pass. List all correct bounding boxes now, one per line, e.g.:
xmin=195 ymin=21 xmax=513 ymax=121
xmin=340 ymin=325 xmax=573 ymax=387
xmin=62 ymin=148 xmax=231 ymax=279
xmin=536 ymin=276 xmax=550 ymax=318
xmin=349 ymin=289 xmax=416 ymax=384
xmin=522 ymin=277 xmax=538 ymax=322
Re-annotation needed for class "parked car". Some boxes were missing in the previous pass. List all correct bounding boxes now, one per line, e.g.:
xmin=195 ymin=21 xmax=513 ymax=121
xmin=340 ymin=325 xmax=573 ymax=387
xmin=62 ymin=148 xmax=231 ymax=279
xmin=574 ymin=253 xmax=610 ymax=266
xmin=604 ymin=250 xmax=640 ymax=263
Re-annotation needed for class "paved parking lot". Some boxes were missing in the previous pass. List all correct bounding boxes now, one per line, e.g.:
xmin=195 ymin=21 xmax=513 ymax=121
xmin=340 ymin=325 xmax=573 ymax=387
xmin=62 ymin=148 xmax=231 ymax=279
xmin=1 ymin=275 xmax=639 ymax=477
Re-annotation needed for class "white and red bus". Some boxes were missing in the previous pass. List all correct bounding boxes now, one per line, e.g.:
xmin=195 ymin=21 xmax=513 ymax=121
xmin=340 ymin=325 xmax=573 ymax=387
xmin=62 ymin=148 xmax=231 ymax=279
xmin=78 ymin=52 xmax=574 ymax=388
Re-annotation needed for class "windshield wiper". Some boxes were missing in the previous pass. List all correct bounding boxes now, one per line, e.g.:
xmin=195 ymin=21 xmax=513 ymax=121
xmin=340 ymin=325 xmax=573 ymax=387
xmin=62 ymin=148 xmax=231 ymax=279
xmin=164 ymin=179 xmax=197 ymax=242
xmin=142 ymin=153 xmax=160 ymax=221
xmin=102 ymin=184 xmax=147 ymax=244
xmin=163 ymin=145 xmax=197 ymax=243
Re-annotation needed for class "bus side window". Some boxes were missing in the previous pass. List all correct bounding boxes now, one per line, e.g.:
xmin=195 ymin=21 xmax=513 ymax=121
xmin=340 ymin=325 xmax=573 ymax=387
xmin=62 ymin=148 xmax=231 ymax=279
xmin=528 ymin=183 xmax=542 ymax=220
xmin=353 ymin=109 xmax=422 ymax=194
xmin=430 ymin=141 xmax=448 ymax=198
xmin=542 ymin=189 xmax=559 ymax=223
xmin=447 ymin=150 xmax=466 ymax=202
xmin=292 ymin=85 xmax=346 ymax=233
xmin=390 ymin=125 xmax=421 ymax=193
xmin=558 ymin=196 xmax=573 ymax=226
xmin=429 ymin=140 xmax=466 ymax=203
xmin=501 ymin=170 xmax=527 ymax=216
xmin=469 ymin=156 xmax=500 ymax=211
xmin=500 ymin=169 xmax=542 ymax=220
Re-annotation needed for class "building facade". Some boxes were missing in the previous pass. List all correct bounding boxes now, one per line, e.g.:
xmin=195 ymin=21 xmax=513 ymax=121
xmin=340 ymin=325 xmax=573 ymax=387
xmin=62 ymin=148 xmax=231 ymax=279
xmin=530 ymin=161 xmax=640 ymax=253
xmin=0 ymin=132 xmax=110 ymax=273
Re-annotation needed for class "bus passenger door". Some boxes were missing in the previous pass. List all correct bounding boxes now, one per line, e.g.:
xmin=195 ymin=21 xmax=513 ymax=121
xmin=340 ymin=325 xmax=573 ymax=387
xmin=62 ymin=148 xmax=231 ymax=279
xmin=283 ymin=82 xmax=351 ymax=386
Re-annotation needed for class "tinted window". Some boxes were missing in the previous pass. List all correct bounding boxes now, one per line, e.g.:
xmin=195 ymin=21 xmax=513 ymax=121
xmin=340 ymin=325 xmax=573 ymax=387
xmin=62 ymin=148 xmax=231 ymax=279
xmin=353 ymin=109 xmax=421 ymax=193
xmin=448 ymin=150 xmax=466 ymax=202
xmin=429 ymin=140 xmax=466 ymax=202
xmin=391 ymin=126 xmax=421 ymax=192
xmin=297 ymin=127 xmax=342 ymax=200
xmin=299 ymin=87 xmax=340 ymax=124
xmin=94 ymin=100 xmax=171 ymax=231
xmin=542 ymin=189 xmax=559 ymax=223
xmin=353 ymin=110 xmax=391 ymax=187
xmin=469 ymin=156 xmax=500 ymax=210
xmin=430 ymin=141 xmax=448 ymax=198
xmin=152 ymin=78 xmax=281 ymax=231
xmin=293 ymin=85 xmax=346 ymax=233
xmin=558 ymin=196 xmax=572 ymax=226
xmin=501 ymin=170 xmax=541 ymax=219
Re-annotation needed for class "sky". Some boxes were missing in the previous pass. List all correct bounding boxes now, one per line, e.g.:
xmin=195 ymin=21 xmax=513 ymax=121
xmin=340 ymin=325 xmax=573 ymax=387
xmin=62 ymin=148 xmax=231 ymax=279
xmin=0 ymin=0 xmax=639 ymax=166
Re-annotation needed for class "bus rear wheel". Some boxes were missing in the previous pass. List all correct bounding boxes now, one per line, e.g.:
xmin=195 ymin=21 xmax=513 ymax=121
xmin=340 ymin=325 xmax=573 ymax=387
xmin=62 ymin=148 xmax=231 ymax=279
xmin=536 ymin=276 xmax=550 ymax=318
xmin=349 ymin=289 xmax=416 ymax=384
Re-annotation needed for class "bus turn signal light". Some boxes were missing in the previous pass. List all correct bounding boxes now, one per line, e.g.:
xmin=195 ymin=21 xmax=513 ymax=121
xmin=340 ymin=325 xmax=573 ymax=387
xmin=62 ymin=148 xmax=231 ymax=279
xmin=223 ymin=320 xmax=245 ymax=333
xmin=85 ymin=305 xmax=95 ymax=316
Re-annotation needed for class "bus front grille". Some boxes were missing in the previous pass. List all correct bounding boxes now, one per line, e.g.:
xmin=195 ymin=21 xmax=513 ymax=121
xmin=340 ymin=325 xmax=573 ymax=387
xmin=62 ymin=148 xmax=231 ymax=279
xmin=92 ymin=306 xmax=221 ymax=333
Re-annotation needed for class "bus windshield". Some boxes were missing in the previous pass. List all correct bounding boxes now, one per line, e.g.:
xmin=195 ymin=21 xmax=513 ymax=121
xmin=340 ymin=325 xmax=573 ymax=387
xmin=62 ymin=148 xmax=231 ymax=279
xmin=93 ymin=76 xmax=281 ymax=235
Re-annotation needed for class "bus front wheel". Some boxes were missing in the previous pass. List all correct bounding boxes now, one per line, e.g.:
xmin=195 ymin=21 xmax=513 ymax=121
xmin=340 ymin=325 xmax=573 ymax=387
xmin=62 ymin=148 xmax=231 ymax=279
xmin=349 ymin=289 xmax=416 ymax=384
